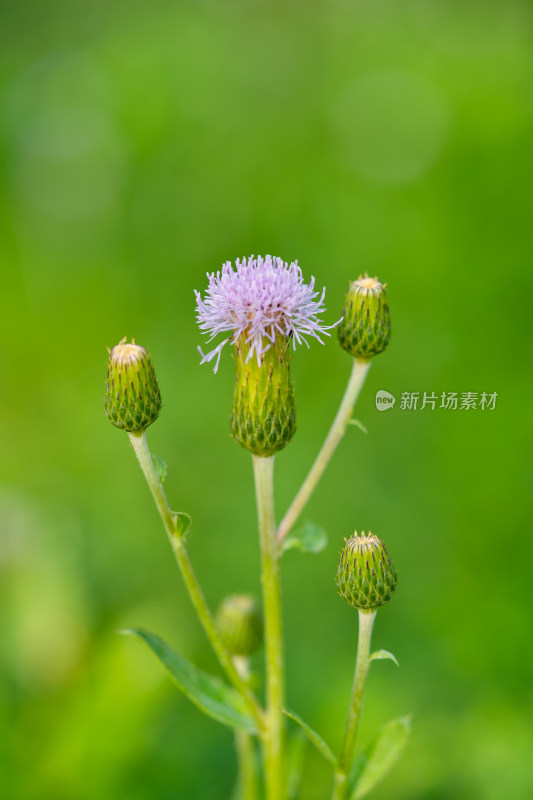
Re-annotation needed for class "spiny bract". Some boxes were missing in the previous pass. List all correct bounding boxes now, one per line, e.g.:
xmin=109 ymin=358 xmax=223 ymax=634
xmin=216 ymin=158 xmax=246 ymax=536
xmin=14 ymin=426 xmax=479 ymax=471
xmin=105 ymin=338 xmax=162 ymax=433
xmin=336 ymin=531 xmax=397 ymax=611
xmin=338 ymin=275 xmax=391 ymax=360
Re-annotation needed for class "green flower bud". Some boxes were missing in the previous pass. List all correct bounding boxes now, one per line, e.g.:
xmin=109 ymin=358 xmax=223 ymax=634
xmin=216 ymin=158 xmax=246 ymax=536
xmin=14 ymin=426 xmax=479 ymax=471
xmin=336 ymin=531 xmax=397 ymax=612
xmin=105 ymin=338 xmax=162 ymax=433
xmin=216 ymin=595 xmax=263 ymax=657
xmin=338 ymin=276 xmax=391 ymax=360
xmin=230 ymin=335 xmax=296 ymax=457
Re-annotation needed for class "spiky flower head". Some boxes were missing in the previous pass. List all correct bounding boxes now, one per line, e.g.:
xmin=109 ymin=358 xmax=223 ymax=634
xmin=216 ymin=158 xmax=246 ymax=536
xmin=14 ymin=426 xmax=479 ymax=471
xmin=216 ymin=595 xmax=263 ymax=657
xmin=338 ymin=275 xmax=391 ymax=360
xmin=336 ymin=531 xmax=397 ymax=612
xmin=195 ymin=256 xmax=337 ymax=456
xmin=105 ymin=338 xmax=162 ymax=433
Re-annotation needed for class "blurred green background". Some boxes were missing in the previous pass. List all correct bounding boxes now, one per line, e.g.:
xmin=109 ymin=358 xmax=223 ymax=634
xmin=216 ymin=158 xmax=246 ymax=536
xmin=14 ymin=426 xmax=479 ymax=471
xmin=1 ymin=0 xmax=532 ymax=798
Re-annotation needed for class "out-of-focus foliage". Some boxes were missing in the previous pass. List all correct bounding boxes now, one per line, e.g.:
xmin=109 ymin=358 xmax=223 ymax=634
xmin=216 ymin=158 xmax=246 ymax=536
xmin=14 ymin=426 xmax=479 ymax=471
xmin=1 ymin=1 xmax=532 ymax=798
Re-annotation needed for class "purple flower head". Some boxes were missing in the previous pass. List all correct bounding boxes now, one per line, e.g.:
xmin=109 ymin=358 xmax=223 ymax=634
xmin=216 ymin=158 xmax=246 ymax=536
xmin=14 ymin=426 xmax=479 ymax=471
xmin=195 ymin=255 xmax=337 ymax=373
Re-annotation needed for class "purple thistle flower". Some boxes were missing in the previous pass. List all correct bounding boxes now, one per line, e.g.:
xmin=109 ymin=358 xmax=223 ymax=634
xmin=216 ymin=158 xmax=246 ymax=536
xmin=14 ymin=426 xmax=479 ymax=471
xmin=195 ymin=255 xmax=337 ymax=373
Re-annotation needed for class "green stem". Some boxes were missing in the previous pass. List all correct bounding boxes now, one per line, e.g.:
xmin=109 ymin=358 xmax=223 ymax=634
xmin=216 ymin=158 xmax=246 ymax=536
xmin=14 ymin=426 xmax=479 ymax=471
xmin=233 ymin=656 xmax=259 ymax=800
xmin=128 ymin=431 xmax=264 ymax=731
xmin=235 ymin=725 xmax=259 ymax=800
xmin=332 ymin=610 xmax=376 ymax=800
xmin=252 ymin=454 xmax=284 ymax=800
xmin=277 ymin=359 xmax=370 ymax=544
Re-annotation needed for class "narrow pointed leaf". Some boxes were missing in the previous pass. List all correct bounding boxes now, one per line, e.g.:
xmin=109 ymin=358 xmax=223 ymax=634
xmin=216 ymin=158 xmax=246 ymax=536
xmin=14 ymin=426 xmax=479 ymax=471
xmin=122 ymin=628 xmax=258 ymax=733
xmin=349 ymin=715 xmax=411 ymax=799
xmin=282 ymin=708 xmax=336 ymax=766
xmin=348 ymin=418 xmax=368 ymax=434
xmin=369 ymin=649 xmax=399 ymax=667
xmin=282 ymin=521 xmax=327 ymax=555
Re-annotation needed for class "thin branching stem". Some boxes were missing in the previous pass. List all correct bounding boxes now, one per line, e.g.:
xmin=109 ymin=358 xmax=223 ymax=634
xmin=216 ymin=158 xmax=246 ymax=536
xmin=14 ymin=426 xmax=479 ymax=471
xmin=277 ymin=359 xmax=370 ymax=544
xmin=128 ymin=431 xmax=265 ymax=732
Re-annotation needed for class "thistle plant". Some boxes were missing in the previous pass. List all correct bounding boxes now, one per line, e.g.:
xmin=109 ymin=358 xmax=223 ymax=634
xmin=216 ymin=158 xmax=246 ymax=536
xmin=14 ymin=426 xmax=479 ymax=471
xmin=216 ymin=595 xmax=263 ymax=660
xmin=337 ymin=275 xmax=391 ymax=360
xmin=216 ymin=594 xmax=264 ymax=800
xmin=104 ymin=256 xmax=410 ymax=800
xmin=332 ymin=533 xmax=398 ymax=800
xmin=105 ymin=338 xmax=162 ymax=432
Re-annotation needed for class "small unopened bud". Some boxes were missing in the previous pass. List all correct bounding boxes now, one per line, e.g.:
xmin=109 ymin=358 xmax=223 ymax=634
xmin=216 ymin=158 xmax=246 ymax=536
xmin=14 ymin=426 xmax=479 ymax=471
xmin=338 ymin=276 xmax=391 ymax=360
xmin=336 ymin=531 xmax=397 ymax=612
xmin=105 ymin=338 xmax=162 ymax=433
xmin=216 ymin=595 xmax=263 ymax=656
xmin=231 ymin=335 xmax=296 ymax=457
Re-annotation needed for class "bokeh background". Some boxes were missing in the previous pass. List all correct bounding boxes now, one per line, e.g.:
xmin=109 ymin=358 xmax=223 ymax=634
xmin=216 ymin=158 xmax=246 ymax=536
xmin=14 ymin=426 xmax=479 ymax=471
xmin=1 ymin=1 xmax=532 ymax=798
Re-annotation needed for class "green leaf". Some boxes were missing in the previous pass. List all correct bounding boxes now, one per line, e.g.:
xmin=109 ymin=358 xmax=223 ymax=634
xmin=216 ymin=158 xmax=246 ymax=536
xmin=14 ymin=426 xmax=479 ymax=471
xmin=348 ymin=418 xmax=368 ymax=434
xmin=174 ymin=511 xmax=192 ymax=537
xmin=349 ymin=715 xmax=412 ymax=799
xmin=282 ymin=708 xmax=336 ymax=766
xmin=121 ymin=628 xmax=258 ymax=733
xmin=152 ymin=453 xmax=167 ymax=483
xmin=148 ymin=455 xmax=191 ymax=538
xmin=282 ymin=521 xmax=327 ymax=555
xmin=369 ymin=649 xmax=399 ymax=667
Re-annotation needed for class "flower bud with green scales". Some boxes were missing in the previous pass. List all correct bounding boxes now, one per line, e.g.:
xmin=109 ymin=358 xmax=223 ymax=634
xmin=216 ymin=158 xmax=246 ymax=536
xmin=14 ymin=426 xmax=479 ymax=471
xmin=105 ymin=338 xmax=162 ymax=433
xmin=336 ymin=531 xmax=397 ymax=612
xmin=216 ymin=595 xmax=263 ymax=657
xmin=338 ymin=275 xmax=391 ymax=360
xmin=195 ymin=255 xmax=338 ymax=456
xmin=231 ymin=333 xmax=296 ymax=456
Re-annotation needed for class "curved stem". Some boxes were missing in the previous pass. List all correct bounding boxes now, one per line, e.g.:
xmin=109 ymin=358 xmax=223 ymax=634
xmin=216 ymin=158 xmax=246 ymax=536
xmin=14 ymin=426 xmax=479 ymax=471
xmin=128 ymin=431 xmax=264 ymax=732
xmin=277 ymin=359 xmax=370 ymax=544
xmin=252 ymin=454 xmax=284 ymax=800
xmin=332 ymin=610 xmax=376 ymax=800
